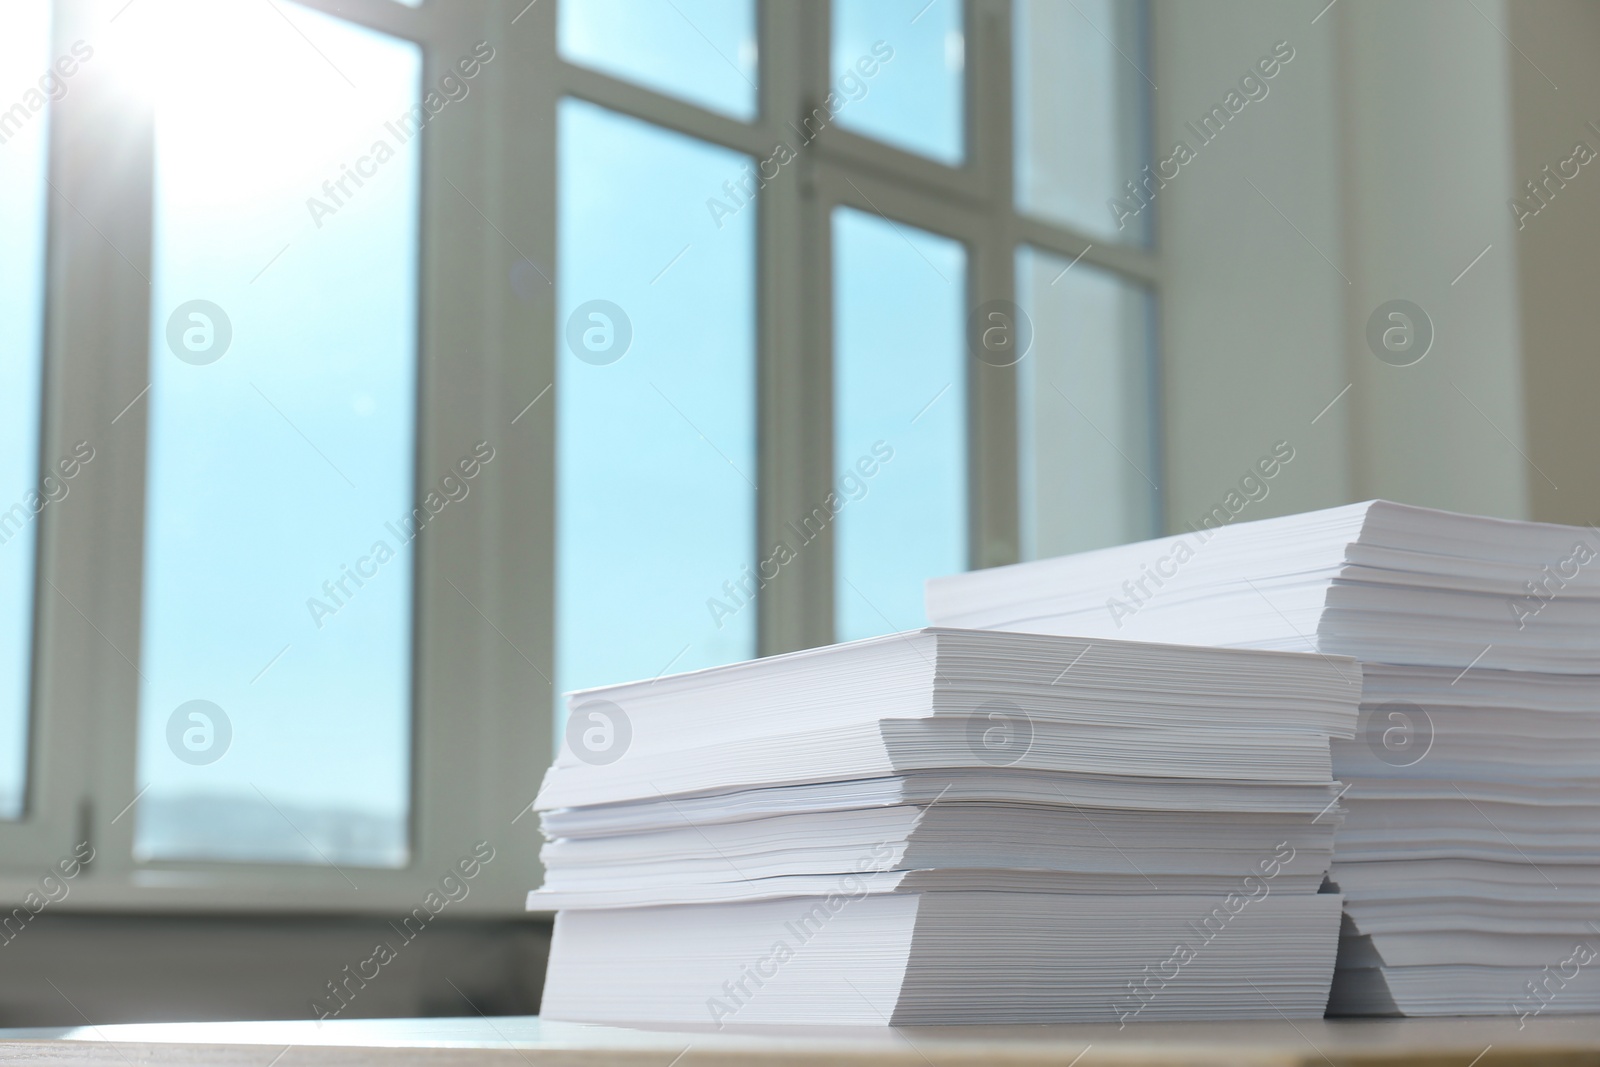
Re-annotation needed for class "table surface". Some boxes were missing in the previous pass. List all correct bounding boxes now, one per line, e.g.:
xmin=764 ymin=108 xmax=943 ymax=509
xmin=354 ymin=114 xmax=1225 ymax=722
xmin=2 ymin=1015 xmax=1599 ymax=1066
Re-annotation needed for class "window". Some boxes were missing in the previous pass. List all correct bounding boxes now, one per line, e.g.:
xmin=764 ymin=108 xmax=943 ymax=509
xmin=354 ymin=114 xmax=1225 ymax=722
xmin=8 ymin=0 xmax=1156 ymax=910
xmin=1016 ymin=246 xmax=1159 ymax=559
xmin=558 ymin=0 xmax=756 ymax=120
xmin=831 ymin=0 xmax=964 ymax=164
xmin=555 ymin=97 xmax=758 ymax=713
xmin=1014 ymin=0 xmax=1152 ymax=244
xmin=832 ymin=208 xmax=967 ymax=640
xmin=0 ymin=0 xmax=53 ymax=823
xmin=555 ymin=0 xmax=1157 ymax=659
xmin=137 ymin=1 xmax=421 ymax=867
xmin=17 ymin=0 xmax=536 ymax=910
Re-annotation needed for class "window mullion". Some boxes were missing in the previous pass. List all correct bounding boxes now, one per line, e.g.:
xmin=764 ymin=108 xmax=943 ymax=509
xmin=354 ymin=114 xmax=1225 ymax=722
xmin=556 ymin=62 xmax=770 ymax=159
xmin=1009 ymin=213 xmax=1162 ymax=287
xmin=969 ymin=0 xmax=1020 ymax=571
xmin=38 ymin=0 xmax=157 ymax=881
xmin=276 ymin=0 xmax=426 ymax=40
xmin=407 ymin=0 xmax=554 ymax=913
xmin=756 ymin=0 xmax=833 ymax=656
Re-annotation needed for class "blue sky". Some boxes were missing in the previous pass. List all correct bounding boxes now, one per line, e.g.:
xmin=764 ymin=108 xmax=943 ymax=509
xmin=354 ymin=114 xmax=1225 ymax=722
xmin=2 ymin=0 xmax=1001 ymax=862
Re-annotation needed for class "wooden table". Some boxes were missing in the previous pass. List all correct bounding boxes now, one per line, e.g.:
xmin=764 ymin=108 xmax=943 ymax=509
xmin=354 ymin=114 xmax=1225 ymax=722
xmin=2 ymin=1015 xmax=1600 ymax=1066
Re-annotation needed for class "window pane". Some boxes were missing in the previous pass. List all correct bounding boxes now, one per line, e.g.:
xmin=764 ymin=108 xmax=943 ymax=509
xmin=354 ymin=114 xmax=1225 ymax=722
xmin=833 ymin=207 xmax=967 ymax=641
xmin=0 ymin=0 xmax=52 ymax=821
xmin=560 ymin=0 xmax=756 ymax=121
xmin=831 ymin=0 xmax=963 ymax=165
xmin=557 ymin=99 xmax=756 ymax=720
xmin=1015 ymin=0 xmax=1151 ymax=244
xmin=137 ymin=2 xmax=420 ymax=867
xmin=1017 ymin=246 xmax=1158 ymax=560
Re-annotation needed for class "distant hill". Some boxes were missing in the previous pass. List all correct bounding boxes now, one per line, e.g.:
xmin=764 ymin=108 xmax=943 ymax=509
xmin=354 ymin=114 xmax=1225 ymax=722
xmin=134 ymin=792 xmax=407 ymax=868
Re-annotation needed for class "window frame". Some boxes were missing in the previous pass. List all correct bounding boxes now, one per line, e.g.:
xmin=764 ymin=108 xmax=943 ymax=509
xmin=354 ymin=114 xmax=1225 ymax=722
xmin=12 ymin=0 xmax=550 ymax=914
xmin=773 ymin=0 xmax=1163 ymax=642
xmin=6 ymin=0 xmax=1158 ymax=915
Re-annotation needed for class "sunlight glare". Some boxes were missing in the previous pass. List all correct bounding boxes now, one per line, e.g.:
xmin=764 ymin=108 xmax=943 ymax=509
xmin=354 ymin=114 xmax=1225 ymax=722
xmin=109 ymin=0 xmax=408 ymax=201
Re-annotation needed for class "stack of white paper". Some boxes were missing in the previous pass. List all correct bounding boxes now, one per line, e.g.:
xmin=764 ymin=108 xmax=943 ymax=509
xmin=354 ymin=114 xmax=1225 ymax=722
xmin=532 ymin=628 xmax=1357 ymax=1026
xmin=927 ymin=500 xmax=1600 ymax=1018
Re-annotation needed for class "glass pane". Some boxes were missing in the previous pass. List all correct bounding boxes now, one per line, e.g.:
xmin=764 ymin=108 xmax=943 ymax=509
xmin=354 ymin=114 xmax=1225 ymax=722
xmin=560 ymin=0 xmax=756 ymax=121
xmin=831 ymin=0 xmax=963 ymax=165
xmin=1015 ymin=0 xmax=1151 ymax=244
xmin=833 ymin=207 xmax=967 ymax=641
xmin=1016 ymin=246 xmax=1158 ymax=560
xmin=557 ymin=99 xmax=756 ymax=722
xmin=136 ymin=1 xmax=420 ymax=867
xmin=0 ymin=0 xmax=53 ymax=821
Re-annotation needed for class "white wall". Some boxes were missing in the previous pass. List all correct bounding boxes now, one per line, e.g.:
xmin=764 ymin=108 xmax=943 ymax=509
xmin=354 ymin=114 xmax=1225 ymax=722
xmin=1151 ymin=0 xmax=1354 ymax=530
xmin=1152 ymin=0 xmax=1535 ymax=530
xmin=1506 ymin=0 xmax=1600 ymax=526
xmin=1338 ymin=0 xmax=1529 ymax=518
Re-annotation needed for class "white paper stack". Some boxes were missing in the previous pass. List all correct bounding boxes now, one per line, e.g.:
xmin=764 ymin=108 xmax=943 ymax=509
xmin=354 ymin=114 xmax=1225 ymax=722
xmin=927 ymin=500 xmax=1600 ymax=1018
xmin=532 ymin=628 xmax=1356 ymax=1026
